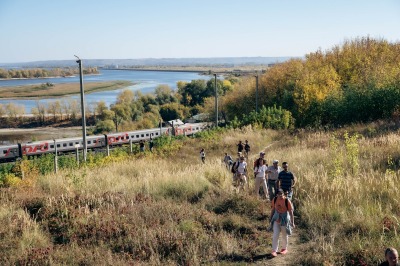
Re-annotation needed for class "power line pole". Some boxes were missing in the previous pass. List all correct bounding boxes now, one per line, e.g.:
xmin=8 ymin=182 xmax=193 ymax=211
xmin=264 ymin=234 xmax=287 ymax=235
xmin=74 ymin=55 xmax=87 ymax=162
xmin=214 ymin=73 xmax=218 ymax=127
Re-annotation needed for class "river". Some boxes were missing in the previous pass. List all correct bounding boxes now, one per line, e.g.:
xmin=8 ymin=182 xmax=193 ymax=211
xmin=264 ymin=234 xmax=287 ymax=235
xmin=0 ymin=69 xmax=204 ymax=113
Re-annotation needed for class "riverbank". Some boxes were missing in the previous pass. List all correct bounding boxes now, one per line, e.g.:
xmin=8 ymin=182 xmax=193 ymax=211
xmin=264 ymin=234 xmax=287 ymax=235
xmin=0 ymin=80 xmax=132 ymax=99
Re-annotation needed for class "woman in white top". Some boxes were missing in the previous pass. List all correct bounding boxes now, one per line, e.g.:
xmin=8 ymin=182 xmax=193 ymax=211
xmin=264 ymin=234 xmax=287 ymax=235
xmin=254 ymin=158 xmax=269 ymax=199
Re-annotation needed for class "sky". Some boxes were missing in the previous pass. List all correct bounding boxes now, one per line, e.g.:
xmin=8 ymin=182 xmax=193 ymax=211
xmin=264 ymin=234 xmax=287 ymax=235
xmin=0 ymin=0 xmax=399 ymax=63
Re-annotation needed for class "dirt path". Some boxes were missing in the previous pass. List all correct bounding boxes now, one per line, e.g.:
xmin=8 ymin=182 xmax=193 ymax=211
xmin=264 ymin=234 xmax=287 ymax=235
xmin=252 ymin=142 xmax=305 ymax=265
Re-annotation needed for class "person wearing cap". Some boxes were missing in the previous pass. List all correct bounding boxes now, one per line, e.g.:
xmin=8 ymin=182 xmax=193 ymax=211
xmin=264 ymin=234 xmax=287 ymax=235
xmin=277 ymin=162 xmax=296 ymax=200
xmin=266 ymin=159 xmax=282 ymax=201
xmin=254 ymin=158 xmax=269 ymax=199
xmin=379 ymin=247 xmax=399 ymax=266
xmin=270 ymin=188 xmax=295 ymax=257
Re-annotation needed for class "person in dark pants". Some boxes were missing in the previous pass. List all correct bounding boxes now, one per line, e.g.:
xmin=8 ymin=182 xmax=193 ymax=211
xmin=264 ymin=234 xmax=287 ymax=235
xmin=200 ymin=148 xmax=206 ymax=164
xmin=237 ymin=140 xmax=244 ymax=154
xmin=139 ymin=140 xmax=145 ymax=152
xmin=277 ymin=162 xmax=296 ymax=200
xmin=267 ymin=159 xmax=282 ymax=201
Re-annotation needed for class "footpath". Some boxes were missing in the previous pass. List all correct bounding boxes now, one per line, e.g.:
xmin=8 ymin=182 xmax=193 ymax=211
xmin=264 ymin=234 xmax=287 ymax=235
xmin=253 ymin=142 xmax=305 ymax=265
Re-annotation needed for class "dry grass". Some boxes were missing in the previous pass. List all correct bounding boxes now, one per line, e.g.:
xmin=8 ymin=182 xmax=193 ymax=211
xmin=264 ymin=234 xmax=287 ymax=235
xmin=0 ymin=80 xmax=132 ymax=99
xmin=1 ymin=124 xmax=399 ymax=265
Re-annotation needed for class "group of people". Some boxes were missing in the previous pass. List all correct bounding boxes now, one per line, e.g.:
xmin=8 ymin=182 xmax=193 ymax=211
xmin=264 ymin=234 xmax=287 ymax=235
xmin=226 ymin=146 xmax=296 ymax=257
xmin=139 ymin=138 xmax=154 ymax=152
xmin=203 ymin=142 xmax=397 ymax=262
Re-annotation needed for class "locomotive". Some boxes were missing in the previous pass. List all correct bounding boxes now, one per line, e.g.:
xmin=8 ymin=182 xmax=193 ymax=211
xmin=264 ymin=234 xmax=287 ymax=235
xmin=0 ymin=122 xmax=208 ymax=163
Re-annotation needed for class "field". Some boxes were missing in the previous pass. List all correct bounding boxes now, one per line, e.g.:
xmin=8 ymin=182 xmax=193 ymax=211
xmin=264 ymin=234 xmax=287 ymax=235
xmin=0 ymin=80 xmax=132 ymax=99
xmin=0 ymin=123 xmax=399 ymax=265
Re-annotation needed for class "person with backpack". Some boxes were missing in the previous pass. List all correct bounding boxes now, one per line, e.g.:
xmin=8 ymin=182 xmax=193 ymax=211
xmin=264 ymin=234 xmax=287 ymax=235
xmin=277 ymin=162 xmax=296 ymax=200
xmin=270 ymin=188 xmax=295 ymax=257
xmin=232 ymin=156 xmax=247 ymax=189
xmin=254 ymin=158 xmax=269 ymax=199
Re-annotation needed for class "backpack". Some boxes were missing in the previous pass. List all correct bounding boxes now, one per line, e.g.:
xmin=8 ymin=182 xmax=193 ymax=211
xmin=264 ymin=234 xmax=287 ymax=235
xmin=231 ymin=161 xmax=238 ymax=173
xmin=273 ymin=196 xmax=289 ymax=209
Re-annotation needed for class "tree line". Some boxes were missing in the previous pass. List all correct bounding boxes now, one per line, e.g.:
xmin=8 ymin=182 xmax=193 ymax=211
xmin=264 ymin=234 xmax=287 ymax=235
xmin=218 ymin=37 xmax=400 ymax=127
xmin=2 ymin=37 xmax=399 ymax=131
xmin=0 ymin=67 xmax=98 ymax=79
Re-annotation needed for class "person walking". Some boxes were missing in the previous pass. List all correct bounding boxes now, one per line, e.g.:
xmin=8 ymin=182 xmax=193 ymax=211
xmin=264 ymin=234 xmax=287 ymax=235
xmin=277 ymin=162 xmax=296 ymax=200
xmin=200 ymin=148 xmax=206 ymax=164
xmin=237 ymin=140 xmax=244 ymax=154
xmin=266 ymin=160 xmax=282 ymax=201
xmin=149 ymin=137 xmax=154 ymax=152
xmin=223 ymin=152 xmax=233 ymax=170
xmin=254 ymin=158 xmax=269 ymax=199
xmin=270 ymin=188 xmax=295 ymax=257
xmin=379 ymin=247 xmax=399 ymax=266
xmin=244 ymin=140 xmax=251 ymax=159
xmin=139 ymin=140 xmax=145 ymax=152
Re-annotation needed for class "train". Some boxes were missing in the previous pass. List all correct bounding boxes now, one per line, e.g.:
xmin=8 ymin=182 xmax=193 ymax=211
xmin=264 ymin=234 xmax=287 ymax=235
xmin=0 ymin=122 xmax=208 ymax=163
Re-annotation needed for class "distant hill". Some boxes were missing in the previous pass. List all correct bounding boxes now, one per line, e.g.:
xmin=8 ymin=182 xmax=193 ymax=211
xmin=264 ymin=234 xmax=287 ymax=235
xmin=0 ymin=57 xmax=294 ymax=68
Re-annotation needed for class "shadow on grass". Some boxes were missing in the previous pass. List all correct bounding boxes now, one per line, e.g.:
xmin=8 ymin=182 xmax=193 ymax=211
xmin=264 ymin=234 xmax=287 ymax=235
xmin=213 ymin=252 xmax=278 ymax=263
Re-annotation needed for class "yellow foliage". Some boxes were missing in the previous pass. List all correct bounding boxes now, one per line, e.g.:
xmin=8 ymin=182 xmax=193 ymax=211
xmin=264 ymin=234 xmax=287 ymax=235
xmin=4 ymin=174 xmax=22 ymax=187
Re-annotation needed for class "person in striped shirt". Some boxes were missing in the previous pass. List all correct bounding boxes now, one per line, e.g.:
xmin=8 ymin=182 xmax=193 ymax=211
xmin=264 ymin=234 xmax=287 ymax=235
xmin=277 ymin=162 xmax=296 ymax=200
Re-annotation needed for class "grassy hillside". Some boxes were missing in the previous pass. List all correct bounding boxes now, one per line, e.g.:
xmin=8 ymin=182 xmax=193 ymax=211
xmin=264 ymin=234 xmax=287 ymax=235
xmin=1 ymin=123 xmax=399 ymax=265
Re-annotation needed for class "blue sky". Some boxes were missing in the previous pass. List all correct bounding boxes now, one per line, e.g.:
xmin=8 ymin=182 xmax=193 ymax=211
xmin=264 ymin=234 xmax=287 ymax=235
xmin=0 ymin=0 xmax=399 ymax=63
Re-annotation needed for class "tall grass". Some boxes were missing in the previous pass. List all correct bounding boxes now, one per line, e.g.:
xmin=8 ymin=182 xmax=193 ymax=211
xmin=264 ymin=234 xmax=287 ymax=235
xmin=1 ymin=124 xmax=398 ymax=264
xmin=267 ymin=127 xmax=400 ymax=265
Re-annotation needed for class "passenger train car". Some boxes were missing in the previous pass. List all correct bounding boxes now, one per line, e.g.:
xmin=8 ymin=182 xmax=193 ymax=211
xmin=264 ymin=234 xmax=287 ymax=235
xmin=0 ymin=122 xmax=208 ymax=163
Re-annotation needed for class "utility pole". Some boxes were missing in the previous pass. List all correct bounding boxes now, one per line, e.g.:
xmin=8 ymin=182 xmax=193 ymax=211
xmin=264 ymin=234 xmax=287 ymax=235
xmin=74 ymin=55 xmax=87 ymax=162
xmin=255 ymin=73 xmax=259 ymax=113
xmin=214 ymin=73 xmax=218 ymax=127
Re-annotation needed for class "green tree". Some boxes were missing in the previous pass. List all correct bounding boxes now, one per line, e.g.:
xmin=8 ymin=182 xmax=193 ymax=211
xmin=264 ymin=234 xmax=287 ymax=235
xmin=159 ymin=103 xmax=184 ymax=121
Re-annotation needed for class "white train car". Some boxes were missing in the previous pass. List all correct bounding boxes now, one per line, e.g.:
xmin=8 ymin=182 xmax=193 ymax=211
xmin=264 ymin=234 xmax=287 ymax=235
xmin=52 ymin=135 xmax=106 ymax=152
xmin=0 ymin=122 xmax=209 ymax=163
xmin=106 ymin=127 xmax=163 ymax=146
xmin=0 ymin=144 xmax=21 ymax=162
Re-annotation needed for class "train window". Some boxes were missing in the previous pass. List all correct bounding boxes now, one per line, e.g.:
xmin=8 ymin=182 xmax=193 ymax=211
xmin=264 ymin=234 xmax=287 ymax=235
xmin=116 ymin=137 xmax=120 ymax=141
xmin=136 ymin=135 xmax=139 ymax=138
xmin=156 ymin=133 xmax=159 ymax=135
xmin=57 ymin=144 xmax=61 ymax=148
xmin=44 ymin=145 xmax=48 ymax=149
xmin=93 ymin=140 xmax=97 ymax=143
xmin=196 ymin=127 xmax=199 ymax=130
xmin=146 ymin=133 xmax=149 ymax=136
xmin=69 ymin=143 xmax=73 ymax=146
xmin=63 ymin=143 xmax=67 ymax=147
xmin=141 ymin=134 xmax=144 ymax=137
xmin=75 ymin=142 xmax=79 ymax=145
xmin=88 ymin=141 xmax=91 ymax=144
xmin=3 ymin=150 xmax=6 ymax=154
xmin=50 ymin=145 xmax=54 ymax=148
